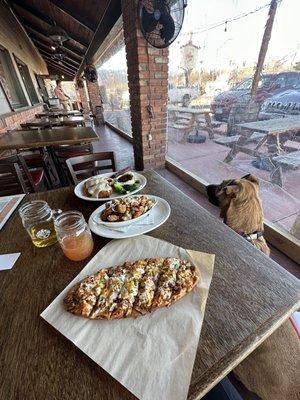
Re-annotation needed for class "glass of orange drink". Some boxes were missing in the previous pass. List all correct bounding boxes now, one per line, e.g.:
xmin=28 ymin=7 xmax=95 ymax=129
xmin=54 ymin=211 xmax=94 ymax=261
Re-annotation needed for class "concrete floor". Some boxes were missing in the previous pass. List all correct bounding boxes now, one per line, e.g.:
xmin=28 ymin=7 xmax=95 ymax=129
xmin=94 ymin=124 xmax=299 ymax=278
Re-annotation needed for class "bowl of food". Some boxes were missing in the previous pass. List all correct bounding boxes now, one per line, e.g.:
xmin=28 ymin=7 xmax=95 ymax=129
xmin=92 ymin=195 xmax=157 ymax=227
xmin=74 ymin=169 xmax=147 ymax=202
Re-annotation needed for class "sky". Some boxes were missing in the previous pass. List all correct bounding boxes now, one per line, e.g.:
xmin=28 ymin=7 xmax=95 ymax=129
xmin=100 ymin=0 xmax=299 ymax=73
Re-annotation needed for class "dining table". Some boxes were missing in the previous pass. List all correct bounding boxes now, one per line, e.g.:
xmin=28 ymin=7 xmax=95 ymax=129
xmin=0 ymin=126 xmax=98 ymax=151
xmin=36 ymin=110 xmax=83 ymax=118
xmin=0 ymin=171 xmax=299 ymax=400
xmin=20 ymin=116 xmax=87 ymax=129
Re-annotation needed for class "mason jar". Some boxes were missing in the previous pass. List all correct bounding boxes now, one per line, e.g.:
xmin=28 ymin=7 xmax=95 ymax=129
xmin=19 ymin=200 xmax=59 ymax=248
xmin=54 ymin=211 xmax=94 ymax=261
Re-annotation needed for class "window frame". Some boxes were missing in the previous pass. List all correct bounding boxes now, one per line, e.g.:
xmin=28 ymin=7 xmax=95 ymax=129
xmin=0 ymin=45 xmax=28 ymax=110
xmin=14 ymin=55 xmax=39 ymax=106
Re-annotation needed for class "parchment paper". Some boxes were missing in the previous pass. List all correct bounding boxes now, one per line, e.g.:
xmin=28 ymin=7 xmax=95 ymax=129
xmin=41 ymin=235 xmax=215 ymax=400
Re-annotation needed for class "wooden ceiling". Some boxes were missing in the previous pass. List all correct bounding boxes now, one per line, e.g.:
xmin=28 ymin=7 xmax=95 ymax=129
xmin=10 ymin=0 xmax=122 ymax=80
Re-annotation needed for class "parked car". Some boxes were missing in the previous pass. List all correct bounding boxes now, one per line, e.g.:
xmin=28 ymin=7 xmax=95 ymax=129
xmin=259 ymin=87 xmax=300 ymax=119
xmin=168 ymin=84 xmax=198 ymax=107
xmin=211 ymin=71 xmax=300 ymax=121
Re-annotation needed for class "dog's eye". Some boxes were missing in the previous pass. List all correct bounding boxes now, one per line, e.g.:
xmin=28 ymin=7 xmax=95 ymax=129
xmin=227 ymin=180 xmax=236 ymax=186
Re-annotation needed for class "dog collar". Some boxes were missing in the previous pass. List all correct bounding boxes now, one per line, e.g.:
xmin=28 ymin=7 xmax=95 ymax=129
xmin=236 ymin=230 xmax=264 ymax=242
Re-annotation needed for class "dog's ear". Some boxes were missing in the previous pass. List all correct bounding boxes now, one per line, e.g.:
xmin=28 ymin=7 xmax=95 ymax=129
xmin=224 ymin=184 xmax=239 ymax=197
xmin=242 ymin=174 xmax=259 ymax=185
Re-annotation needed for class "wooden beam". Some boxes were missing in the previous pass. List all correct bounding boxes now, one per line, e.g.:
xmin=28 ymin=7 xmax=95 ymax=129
xmin=31 ymin=37 xmax=82 ymax=64
xmin=12 ymin=2 xmax=89 ymax=48
xmin=41 ymin=55 xmax=77 ymax=75
xmin=47 ymin=68 xmax=73 ymax=80
xmin=49 ymin=0 xmax=96 ymax=32
xmin=44 ymin=60 xmax=75 ymax=77
xmin=40 ymin=53 xmax=77 ymax=72
xmin=251 ymin=0 xmax=278 ymax=98
xmin=34 ymin=42 xmax=80 ymax=67
xmin=23 ymin=24 xmax=85 ymax=58
xmin=77 ymin=0 xmax=122 ymax=76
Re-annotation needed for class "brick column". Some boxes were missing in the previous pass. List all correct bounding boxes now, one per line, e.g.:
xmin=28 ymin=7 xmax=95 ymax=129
xmin=122 ymin=0 xmax=168 ymax=170
xmin=77 ymin=83 xmax=90 ymax=116
xmin=86 ymin=79 xmax=105 ymax=126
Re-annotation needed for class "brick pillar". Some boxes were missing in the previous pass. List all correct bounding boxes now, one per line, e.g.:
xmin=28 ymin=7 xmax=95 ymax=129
xmin=122 ymin=0 xmax=168 ymax=170
xmin=86 ymin=79 xmax=105 ymax=126
xmin=77 ymin=83 xmax=90 ymax=116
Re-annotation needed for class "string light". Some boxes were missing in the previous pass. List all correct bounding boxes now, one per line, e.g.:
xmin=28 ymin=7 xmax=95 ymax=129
xmin=180 ymin=1 xmax=282 ymax=37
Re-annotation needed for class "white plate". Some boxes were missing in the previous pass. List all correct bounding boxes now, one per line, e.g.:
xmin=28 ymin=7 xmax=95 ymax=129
xmin=91 ymin=195 xmax=157 ymax=228
xmin=74 ymin=172 xmax=147 ymax=202
xmin=88 ymin=196 xmax=170 ymax=239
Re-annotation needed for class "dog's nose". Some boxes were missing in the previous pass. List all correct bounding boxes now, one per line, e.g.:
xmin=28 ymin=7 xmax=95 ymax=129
xmin=206 ymin=185 xmax=219 ymax=206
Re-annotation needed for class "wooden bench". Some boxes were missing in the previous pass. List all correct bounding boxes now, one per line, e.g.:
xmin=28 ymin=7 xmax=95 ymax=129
xmin=214 ymin=135 xmax=240 ymax=146
xmin=273 ymin=150 xmax=300 ymax=169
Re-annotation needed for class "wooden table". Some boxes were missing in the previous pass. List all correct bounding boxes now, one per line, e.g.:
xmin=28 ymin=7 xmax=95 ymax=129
xmin=224 ymin=116 xmax=300 ymax=186
xmin=0 ymin=171 xmax=299 ymax=400
xmin=36 ymin=110 xmax=82 ymax=118
xmin=168 ymin=105 xmax=215 ymax=142
xmin=21 ymin=116 xmax=86 ymax=129
xmin=0 ymin=126 xmax=98 ymax=150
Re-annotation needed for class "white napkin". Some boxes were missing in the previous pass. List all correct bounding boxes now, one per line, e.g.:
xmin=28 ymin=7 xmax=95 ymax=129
xmin=0 ymin=253 xmax=21 ymax=271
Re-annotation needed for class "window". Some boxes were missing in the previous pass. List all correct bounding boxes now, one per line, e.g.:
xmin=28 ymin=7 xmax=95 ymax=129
xmin=0 ymin=83 xmax=11 ymax=114
xmin=97 ymin=46 xmax=132 ymax=137
xmin=0 ymin=47 xmax=27 ymax=109
xmin=15 ymin=56 xmax=39 ymax=105
xmin=167 ymin=0 xmax=300 ymax=244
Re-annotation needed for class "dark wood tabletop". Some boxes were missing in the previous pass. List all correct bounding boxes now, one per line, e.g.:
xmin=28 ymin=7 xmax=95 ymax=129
xmin=237 ymin=116 xmax=300 ymax=134
xmin=0 ymin=126 xmax=98 ymax=150
xmin=0 ymin=171 xmax=299 ymax=400
xmin=36 ymin=110 xmax=82 ymax=118
xmin=21 ymin=116 xmax=86 ymax=128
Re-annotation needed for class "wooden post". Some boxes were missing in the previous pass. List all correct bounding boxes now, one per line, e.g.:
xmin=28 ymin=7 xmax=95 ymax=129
xmin=250 ymin=0 xmax=278 ymax=99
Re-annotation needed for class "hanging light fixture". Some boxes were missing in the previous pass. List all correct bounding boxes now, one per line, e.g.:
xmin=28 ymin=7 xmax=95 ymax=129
xmin=48 ymin=25 xmax=69 ymax=46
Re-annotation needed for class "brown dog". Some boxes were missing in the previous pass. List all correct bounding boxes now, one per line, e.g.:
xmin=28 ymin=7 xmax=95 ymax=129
xmin=207 ymin=175 xmax=300 ymax=400
xmin=207 ymin=174 xmax=270 ymax=256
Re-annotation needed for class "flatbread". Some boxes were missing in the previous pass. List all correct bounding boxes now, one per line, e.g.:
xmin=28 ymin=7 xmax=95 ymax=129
xmin=64 ymin=258 xmax=200 ymax=319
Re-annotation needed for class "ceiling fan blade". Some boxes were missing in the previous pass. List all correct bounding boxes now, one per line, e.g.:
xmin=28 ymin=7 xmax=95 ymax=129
xmin=159 ymin=11 xmax=175 ymax=42
xmin=141 ymin=6 xmax=158 ymax=33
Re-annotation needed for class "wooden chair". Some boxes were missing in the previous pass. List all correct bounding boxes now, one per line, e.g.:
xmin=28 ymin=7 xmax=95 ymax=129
xmin=52 ymin=143 xmax=93 ymax=185
xmin=0 ymin=163 xmax=27 ymax=195
xmin=0 ymin=154 xmax=49 ymax=192
xmin=66 ymin=152 xmax=116 ymax=184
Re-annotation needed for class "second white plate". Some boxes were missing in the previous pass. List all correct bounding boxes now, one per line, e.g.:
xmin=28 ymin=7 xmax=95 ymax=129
xmin=74 ymin=172 xmax=147 ymax=202
xmin=88 ymin=195 xmax=170 ymax=239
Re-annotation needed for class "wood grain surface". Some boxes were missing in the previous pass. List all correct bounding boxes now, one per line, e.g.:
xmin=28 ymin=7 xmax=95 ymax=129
xmin=0 ymin=127 xmax=98 ymax=150
xmin=0 ymin=171 xmax=299 ymax=400
xmin=237 ymin=116 xmax=300 ymax=134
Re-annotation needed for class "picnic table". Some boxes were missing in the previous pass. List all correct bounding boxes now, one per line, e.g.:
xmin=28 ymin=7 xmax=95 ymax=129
xmin=224 ymin=116 xmax=300 ymax=186
xmin=168 ymin=105 xmax=215 ymax=142
xmin=0 ymin=171 xmax=299 ymax=400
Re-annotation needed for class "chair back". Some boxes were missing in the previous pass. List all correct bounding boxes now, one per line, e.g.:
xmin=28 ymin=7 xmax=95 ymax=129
xmin=66 ymin=152 xmax=116 ymax=184
xmin=0 ymin=154 xmax=36 ymax=192
xmin=0 ymin=163 xmax=27 ymax=195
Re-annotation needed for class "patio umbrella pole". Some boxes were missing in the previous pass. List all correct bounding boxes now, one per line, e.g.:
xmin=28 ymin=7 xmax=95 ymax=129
xmin=250 ymin=0 xmax=278 ymax=99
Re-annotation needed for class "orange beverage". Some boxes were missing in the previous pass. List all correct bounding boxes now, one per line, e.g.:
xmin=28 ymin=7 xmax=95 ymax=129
xmin=54 ymin=211 xmax=94 ymax=261
xmin=61 ymin=231 xmax=93 ymax=261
